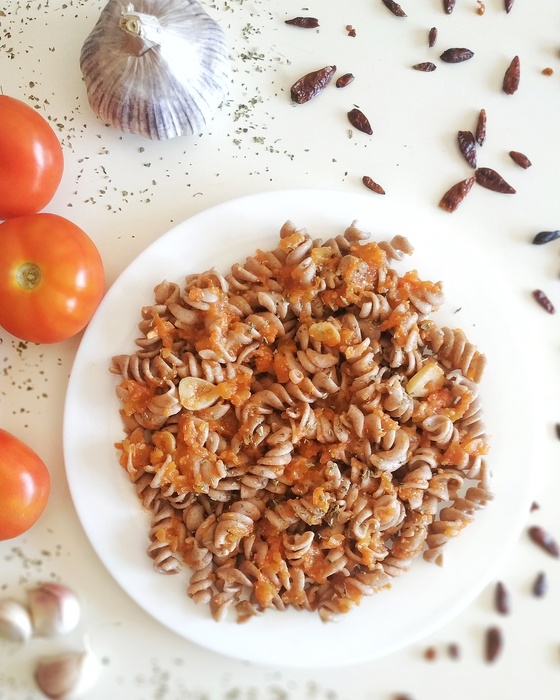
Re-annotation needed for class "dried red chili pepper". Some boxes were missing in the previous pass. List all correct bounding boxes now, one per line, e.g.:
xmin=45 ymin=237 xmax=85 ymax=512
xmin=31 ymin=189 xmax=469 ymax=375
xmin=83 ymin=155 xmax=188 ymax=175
xmin=509 ymin=151 xmax=531 ymax=168
xmin=475 ymin=167 xmax=515 ymax=194
xmin=485 ymin=627 xmax=503 ymax=663
xmin=424 ymin=646 xmax=437 ymax=661
xmin=448 ymin=643 xmax=461 ymax=660
xmin=495 ymin=581 xmax=511 ymax=615
xmin=428 ymin=27 xmax=438 ymax=47
xmin=475 ymin=109 xmax=487 ymax=146
xmin=362 ymin=176 xmax=385 ymax=194
xmin=532 ymin=230 xmax=560 ymax=245
xmin=440 ymin=48 xmax=474 ymax=63
xmin=336 ymin=73 xmax=355 ymax=88
xmin=348 ymin=108 xmax=373 ymax=135
xmin=528 ymin=525 xmax=560 ymax=555
xmin=412 ymin=62 xmax=437 ymax=72
xmin=457 ymin=131 xmax=477 ymax=168
xmin=503 ymin=56 xmax=520 ymax=94
xmin=443 ymin=0 xmax=455 ymax=13
xmin=532 ymin=572 xmax=548 ymax=598
xmin=285 ymin=17 xmax=319 ymax=28
xmin=505 ymin=0 xmax=514 ymax=12
xmin=532 ymin=290 xmax=556 ymax=315
xmin=381 ymin=0 xmax=407 ymax=17
xmin=290 ymin=65 xmax=337 ymax=104
xmin=439 ymin=177 xmax=476 ymax=212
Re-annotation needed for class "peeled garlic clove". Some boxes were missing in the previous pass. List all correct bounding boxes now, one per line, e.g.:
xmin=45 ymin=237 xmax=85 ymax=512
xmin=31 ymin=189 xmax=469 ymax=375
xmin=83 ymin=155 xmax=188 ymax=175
xmin=308 ymin=321 xmax=341 ymax=347
xmin=28 ymin=583 xmax=81 ymax=637
xmin=178 ymin=376 xmax=220 ymax=410
xmin=406 ymin=361 xmax=445 ymax=398
xmin=34 ymin=645 xmax=101 ymax=699
xmin=80 ymin=0 xmax=232 ymax=140
xmin=0 ymin=599 xmax=33 ymax=643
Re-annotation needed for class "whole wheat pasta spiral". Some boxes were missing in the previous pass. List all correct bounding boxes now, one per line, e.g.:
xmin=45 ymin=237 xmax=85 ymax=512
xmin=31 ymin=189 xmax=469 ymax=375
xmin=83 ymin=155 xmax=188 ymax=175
xmin=110 ymin=220 xmax=491 ymax=622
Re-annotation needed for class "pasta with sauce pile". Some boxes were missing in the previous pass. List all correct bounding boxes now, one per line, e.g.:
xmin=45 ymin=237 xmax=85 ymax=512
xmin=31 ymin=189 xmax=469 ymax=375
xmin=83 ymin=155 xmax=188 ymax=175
xmin=110 ymin=220 xmax=491 ymax=622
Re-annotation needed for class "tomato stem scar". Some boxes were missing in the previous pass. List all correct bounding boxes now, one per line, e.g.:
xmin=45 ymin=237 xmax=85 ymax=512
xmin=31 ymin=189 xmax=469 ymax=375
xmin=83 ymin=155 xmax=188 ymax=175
xmin=16 ymin=262 xmax=41 ymax=290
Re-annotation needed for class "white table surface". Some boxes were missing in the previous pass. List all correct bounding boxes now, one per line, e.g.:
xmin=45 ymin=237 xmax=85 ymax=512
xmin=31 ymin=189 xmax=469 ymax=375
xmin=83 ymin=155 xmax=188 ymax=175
xmin=2 ymin=1 xmax=560 ymax=698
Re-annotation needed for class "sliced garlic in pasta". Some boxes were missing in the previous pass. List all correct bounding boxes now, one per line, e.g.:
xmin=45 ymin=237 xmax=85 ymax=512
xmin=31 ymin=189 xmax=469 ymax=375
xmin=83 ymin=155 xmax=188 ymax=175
xmin=178 ymin=377 xmax=220 ymax=410
xmin=308 ymin=321 xmax=341 ymax=347
xmin=405 ymin=361 xmax=445 ymax=398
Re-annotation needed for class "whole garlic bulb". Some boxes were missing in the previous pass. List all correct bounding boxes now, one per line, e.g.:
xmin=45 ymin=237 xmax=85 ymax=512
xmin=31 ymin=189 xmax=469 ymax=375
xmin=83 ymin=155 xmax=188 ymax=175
xmin=80 ymin=0 xmax=232 ymax=140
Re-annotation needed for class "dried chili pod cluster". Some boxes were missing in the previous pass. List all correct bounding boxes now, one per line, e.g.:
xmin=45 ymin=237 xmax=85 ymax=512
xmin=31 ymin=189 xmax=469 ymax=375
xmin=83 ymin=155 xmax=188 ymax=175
xmin=412 ymin=47 xmax=473 ymax=74
xmin=439 ymin=105 xmax=535 ymax=212
xmin=412 ymin=21 xmax=475 ymax=72
xmin=530 ymin=231 xmax=559 ymax=312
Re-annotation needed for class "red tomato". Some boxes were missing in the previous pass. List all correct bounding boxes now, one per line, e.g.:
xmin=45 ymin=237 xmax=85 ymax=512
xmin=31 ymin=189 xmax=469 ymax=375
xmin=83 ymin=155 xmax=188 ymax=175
xmin=0 ymin=95 xmax=64 ymax=220
xmin=0 ymin=213 xmax=105 ymax=343
xmin=0 ymin=429 xmax=50 ymax=540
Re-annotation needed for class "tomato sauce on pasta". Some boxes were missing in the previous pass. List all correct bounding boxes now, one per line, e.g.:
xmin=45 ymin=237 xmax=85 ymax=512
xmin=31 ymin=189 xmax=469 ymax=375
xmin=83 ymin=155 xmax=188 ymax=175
xmin=110 ymin=221 xmax=491 ymax=622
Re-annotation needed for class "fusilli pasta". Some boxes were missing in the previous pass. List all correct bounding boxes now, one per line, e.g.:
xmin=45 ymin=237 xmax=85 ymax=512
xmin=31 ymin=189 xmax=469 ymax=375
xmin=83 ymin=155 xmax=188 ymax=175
xmin=110 ymin=220 xmax=491 ymax=622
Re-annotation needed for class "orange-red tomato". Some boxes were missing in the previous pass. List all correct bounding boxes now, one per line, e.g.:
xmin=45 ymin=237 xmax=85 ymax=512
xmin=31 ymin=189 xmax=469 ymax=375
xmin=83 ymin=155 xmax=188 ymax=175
xmin=0 ymin=95 xmax=64 ymax=220
xmin=0 ymin=213 xmax=105 ymax=343
xmin=0 ymin=429 xmax=50 ymax=541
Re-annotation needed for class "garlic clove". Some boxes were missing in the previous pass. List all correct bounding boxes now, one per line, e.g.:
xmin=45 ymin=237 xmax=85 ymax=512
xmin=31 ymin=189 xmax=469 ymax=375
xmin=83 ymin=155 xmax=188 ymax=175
xmin=178 ymin=376 xmax=221 ymax=410
xmin=35 ymin=653 xmax=84 ymax=700
xmin=80 ymin=0 xmax=232 ymax=140
xmin=406 ymin=360 xmax=445 ymax=398
xmin=34 ymin=644 xmax=101 ymax=699
xmin=0 ymin=598 xmax=33 ymax=643
xmin=28 ymin=583 xmax=81 ymax=637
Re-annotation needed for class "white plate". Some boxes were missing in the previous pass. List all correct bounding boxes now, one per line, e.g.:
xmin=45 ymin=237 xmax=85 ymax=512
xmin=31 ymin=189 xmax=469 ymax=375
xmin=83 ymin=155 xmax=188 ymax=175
xmin=64 ymin=189 xmax=539 ymax=668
